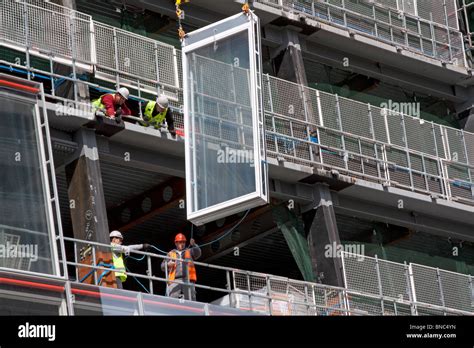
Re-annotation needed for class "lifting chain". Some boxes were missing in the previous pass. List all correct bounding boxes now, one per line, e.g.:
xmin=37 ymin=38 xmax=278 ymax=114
xmin=176 ymin=0 xmax=189 ymax=41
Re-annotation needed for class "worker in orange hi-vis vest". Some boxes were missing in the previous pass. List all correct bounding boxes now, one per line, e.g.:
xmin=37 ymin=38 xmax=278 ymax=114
xmin=161 ymin=233 xmax=201 ymax=301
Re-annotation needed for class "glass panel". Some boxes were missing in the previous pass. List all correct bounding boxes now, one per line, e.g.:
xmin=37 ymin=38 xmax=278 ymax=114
xmin=71 ymin=283 xmax=140 ymax=315
xmin=188 ymin=31 xmax=256 ymax=212
xmin=142 ymin=293 xmax=206 ymax=315
xmin=184 ymin=13 xmax=268 ymax=226
xmin=0 ymin=91 xmax=56 ymax=274
xmin=0 ymin=271 xmax=65 ymax=315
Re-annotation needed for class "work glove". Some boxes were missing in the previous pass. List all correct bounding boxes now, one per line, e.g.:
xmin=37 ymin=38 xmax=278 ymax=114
xmin=142 ymin=243 xmax=150 ymax=251
xmin=169 ymin=128 xmax=176 ymax=137
xmin=115 ymin=107 xmax=122 ymax=123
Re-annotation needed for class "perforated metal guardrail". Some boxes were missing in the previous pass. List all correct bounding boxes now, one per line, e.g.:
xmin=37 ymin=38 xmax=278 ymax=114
xmin=1 ymin=0 xmax=474 ymax=206
xmin=0 ymin=0 xmax=181 ymax=96
xmin=261 ymin=74 xmax=474 ymax=206
xmin=255 ymin=0 xmax=465 ymax=67
xmin=342 ymin=252 xmax=474 ymax=315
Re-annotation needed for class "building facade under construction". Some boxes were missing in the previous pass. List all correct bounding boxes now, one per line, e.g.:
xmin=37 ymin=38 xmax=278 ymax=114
xmin=0 ymin=0 xmax=473 ymax=316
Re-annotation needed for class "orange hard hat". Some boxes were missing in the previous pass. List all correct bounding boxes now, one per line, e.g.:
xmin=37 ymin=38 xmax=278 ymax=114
xmin=175 ymin=233 xmax=187 ymax=243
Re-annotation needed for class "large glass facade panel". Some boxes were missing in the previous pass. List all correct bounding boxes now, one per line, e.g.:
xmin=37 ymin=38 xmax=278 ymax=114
xmin=184 ymin=13 xmax=268 ymax=226
xmin=0 ymin=90 xmax=57 ymax=274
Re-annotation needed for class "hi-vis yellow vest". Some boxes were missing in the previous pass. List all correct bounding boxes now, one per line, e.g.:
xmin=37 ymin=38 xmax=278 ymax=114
xmin=144 ymin=101 xmax=167 ymax=124
xmin=111 ymin=244 xmax=127 ymax=282
xmin=92 ymin=94 xmax=110 ymax=110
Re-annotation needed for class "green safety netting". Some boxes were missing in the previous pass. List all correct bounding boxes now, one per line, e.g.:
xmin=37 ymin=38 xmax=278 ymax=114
xmin=271 ymin=204 xmax=315 ymax=282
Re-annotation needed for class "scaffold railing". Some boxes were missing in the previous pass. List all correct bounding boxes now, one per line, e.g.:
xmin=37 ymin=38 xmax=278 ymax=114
xmin=254 ymin=0 xmax=466 ymax=67
xmin=0 ymin=236 xmax=474 ymax=316
xmin=261 ymin=74 xmax=474 ymax=206
xmin=0 ymin=235 xmax=467 ymax=315
xmin=342 ymin=251 xmax=474 ymax=315
xmin=1 ymin=0 xmax=474 ymax=206
xmin=0 ymin=0 xmax=182 ymax=99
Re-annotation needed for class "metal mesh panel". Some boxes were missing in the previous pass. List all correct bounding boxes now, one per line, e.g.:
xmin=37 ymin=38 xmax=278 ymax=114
xmin=465 ymin=132 xmax=474 ymax=166
xmin=303 ymin=87 xmax=320 ymax=126
xmin=256 ymin=0 xmax=465 ymax=67
xmin=346 ymin=293 xmax=384 ymax=315
xmin=446 ymin=128 xmax=468 ymax=163
xmin=0 ymin=0 xmax=27 ymax=46
xmin=94 ymin=23 xmax=116 ymax=71
xmin=339 ymin=97 xmax=371 ymax=138
xmin=343 ymin=253 xmax=380 ymax=296
xmin=94 ymin=22 xmax=178 ymax=90
xmin=386 ymin=112 xmax=405 ymax=147
xmin=386 ymin=148 xmax=412 ymax=187
xmin=411 ymin=264 xmax=443 ymax=307
xmin=404 ymin=118 xmax=436 ymax=155
xmin=319 ymin=91 xmax=339 ymax=130
xmin=378 ymin=259 xmax=411 ymax=301
xmin=116 ymin=30 xmax=157 ymax=82
xmin=370 ymin=106 xmax=388 ymax=143
xmin=268 ymin=77 xmax=306 ymax=121
xmin=1 ymin=0 xmax=92 ymax=62
xmin=438 ymin=269 xmax=474 ymax=312
xmin=346 ymin=14 xmax=375 ymax=36
xmin=417 ymin=0 xmax=458 ymax=29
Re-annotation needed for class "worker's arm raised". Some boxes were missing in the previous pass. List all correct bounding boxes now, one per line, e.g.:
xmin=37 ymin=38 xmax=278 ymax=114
xmin=189 ymin=239 xmax=201 ymax=260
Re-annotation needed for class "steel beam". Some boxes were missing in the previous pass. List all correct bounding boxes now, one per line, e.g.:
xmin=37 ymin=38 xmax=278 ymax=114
xmin=65 ymin=128 xmax=110 ymax=246
xmin=301 ymin=41 xmax=469 ymax=103
xmin=335 ymin=194 xmax=474 ymax=242
xmin=107 ymin=177 xmax=185 ymax=232
xmin=199 ymin=206 xmax=276 ymax=262
xmin=302 ymin=183 xmax=345 ymax=287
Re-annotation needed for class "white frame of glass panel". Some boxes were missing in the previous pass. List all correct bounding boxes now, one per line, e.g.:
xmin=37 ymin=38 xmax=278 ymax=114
xmin=182 ymin=12 xmax=268 ymax=226
xmin=0 ymin=79 xmax=61 ymax=277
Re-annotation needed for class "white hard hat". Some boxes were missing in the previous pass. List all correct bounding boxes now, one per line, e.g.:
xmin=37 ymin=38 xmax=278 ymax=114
xmin=156 ymin=95 xmax=169 ymax=109
xmin=117 ymin=87 xmax=129 ymax=100
xmin=109 ymin=230 xmax=123 ymax=239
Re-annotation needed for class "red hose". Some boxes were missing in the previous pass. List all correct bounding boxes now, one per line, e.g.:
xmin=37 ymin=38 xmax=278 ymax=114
xmin=0 ymin=79 xmax=39 ymax=94
xmin=0 ymin=277 xmax=64 ymax=292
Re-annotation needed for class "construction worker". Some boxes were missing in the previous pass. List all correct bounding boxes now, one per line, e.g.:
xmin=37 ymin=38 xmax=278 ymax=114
xmin=109 ymin=230 xmax=150 ymax=289
xmin=161 ymin=233 xmax=201 ymax=301
xmin=141 ymin=95 xmax=176 ymax=136
xmin=92 ymin=87 xmax=132 ymax=123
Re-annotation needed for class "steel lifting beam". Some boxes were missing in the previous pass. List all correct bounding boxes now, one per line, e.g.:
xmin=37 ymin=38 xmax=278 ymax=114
xmin=199 ymin=206 xmax=275 ymax=262
xmin=107 ymin=177 xmax=185 ymax=232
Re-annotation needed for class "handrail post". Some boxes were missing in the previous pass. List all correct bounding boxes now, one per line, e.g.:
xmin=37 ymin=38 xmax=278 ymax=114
xmin=147 ymin=255 xmax=153 ymax=295
xmin=91 ymin=245 xmax=97 ymax=286
xmin=266 ymin=275 xmax=273 ymax=315
xmin=374 ymin=255 xmax=385 ymax=315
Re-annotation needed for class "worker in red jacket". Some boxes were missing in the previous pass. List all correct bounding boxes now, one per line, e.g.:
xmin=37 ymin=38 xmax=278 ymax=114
xmin=92 ymin=87 xmax=132 ymax=122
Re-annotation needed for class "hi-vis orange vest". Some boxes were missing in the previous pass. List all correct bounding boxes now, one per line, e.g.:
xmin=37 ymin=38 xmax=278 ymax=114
xmin=168 ymin=249 xmax=197 ymax=283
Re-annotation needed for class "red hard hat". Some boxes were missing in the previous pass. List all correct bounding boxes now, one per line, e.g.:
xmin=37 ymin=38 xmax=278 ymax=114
xmin=175 ymin=233 xmax=187 ymax=243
